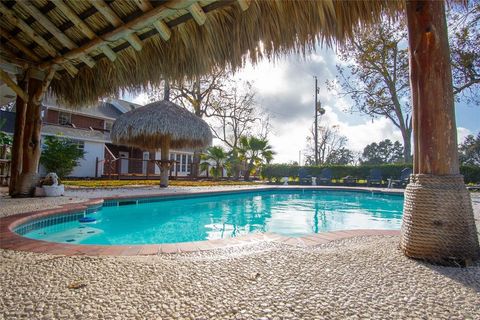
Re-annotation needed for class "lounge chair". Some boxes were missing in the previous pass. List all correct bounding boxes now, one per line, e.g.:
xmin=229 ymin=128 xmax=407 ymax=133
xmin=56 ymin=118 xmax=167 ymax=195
xmin=388 ymin=168 xmax=412 ymax=188
xmin=467 ymin=184 xmax=480 ymax=191
xmin=298 ymin=168 xmax=312 ymax=185
xmin=317 ymin=168 xmax=333 ymax=185
xmin=367 ymin=168 xmax=383 ymax=187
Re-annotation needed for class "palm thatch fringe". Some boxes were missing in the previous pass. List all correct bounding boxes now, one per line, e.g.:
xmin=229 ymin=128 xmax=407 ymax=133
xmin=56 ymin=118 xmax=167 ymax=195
xmin=47 ymin=0 xmax=403 ymax=106
xmin=110 ymin=100 xmax=212 ymax=150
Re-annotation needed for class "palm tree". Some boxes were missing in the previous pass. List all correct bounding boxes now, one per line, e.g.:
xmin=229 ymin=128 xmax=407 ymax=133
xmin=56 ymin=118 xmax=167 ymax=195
xmin=201 ymin=146 xmax=228 ymax=179
xmin=238 ymin=136 xmax=274 ymax=181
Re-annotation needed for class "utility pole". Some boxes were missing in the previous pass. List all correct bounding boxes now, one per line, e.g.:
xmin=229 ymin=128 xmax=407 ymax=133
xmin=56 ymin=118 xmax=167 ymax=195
xmin=314 ymin=76 xmax=318 ymax=165
xmin=314 ymin=76 xmax=325 ymax=166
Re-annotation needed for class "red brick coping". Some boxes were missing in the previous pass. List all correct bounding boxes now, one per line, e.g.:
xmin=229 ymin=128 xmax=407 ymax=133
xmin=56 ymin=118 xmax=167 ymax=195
xmin=0 ymin=187 xmax=402 ymax=256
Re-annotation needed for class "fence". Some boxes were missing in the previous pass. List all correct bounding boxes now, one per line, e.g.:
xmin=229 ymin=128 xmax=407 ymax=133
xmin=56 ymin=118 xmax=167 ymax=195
xmin=95 ymin=156 xmax=185 ymax=179
xmin=0 ymin=145 xmax=11 ymax=186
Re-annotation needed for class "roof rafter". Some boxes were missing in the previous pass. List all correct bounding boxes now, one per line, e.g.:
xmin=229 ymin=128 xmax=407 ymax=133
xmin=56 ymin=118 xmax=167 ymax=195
xmin=0 ymin=1 xmax=78 ymax=76
xmin=237 ymin=0 xmax=251 ymax=11
xmin=133 ymin=0 xmax=172 ymax=41
xmin=188 ymin=3 xmax=207 ymax=26
xmin=50 ymin=0 xmax=117 ymax=62
xmin=17 ymin=1 xmax=96 ymax=68
xmin=90 ymin=0 xmax=144 ymax=51
xmin=39 ymin=0 xmax=198 ymax=71
xmin=0 ymin=27 xmax=41 ymax=63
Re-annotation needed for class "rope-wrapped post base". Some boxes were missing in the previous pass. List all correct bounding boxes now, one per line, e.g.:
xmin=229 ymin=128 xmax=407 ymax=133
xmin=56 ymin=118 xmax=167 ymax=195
xmin=401 ymin=174 xmax=479 ymax=265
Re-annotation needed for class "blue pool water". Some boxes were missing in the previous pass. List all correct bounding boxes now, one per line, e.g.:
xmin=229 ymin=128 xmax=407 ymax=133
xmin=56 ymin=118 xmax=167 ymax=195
xmin=20 ymin=190 xmax=404 ymax=245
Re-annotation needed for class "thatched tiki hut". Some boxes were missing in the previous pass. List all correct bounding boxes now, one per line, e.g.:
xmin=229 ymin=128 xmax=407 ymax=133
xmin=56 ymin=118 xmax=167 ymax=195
xmin=0 ymin=0 xmax=478 ymax=262
xmin=110 ymin=100 xmax=211 ymax=187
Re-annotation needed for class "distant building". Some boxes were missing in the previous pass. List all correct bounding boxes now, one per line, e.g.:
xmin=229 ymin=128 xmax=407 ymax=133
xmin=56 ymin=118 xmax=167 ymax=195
xmin=0 ymin=97 xmax=199 ymax=178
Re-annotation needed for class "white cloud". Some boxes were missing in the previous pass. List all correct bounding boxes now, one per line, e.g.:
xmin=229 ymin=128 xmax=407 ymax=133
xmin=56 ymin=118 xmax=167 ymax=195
xmin=130 ymin=93 xmax=148 ymax=106
xmin=340 ymin=118 xmax=403 ymax=151
xmin=457 ymin=127 xmax=471 ymax=144
xmin=268 ymin=118 xmax=312 ymax=164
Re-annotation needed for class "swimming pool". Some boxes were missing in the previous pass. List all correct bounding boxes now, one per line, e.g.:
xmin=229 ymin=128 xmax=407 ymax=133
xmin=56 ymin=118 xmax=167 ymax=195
xmin=16 ymin=189 xmax=404 ymax=245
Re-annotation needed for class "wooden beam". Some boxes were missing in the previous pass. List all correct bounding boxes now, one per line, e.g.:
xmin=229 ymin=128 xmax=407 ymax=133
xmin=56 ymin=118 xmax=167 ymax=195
xmin=237 ymin=0 xmax=251 ymax=11
xmin=133 ymin=0 xmax=172 ymax=41
xmin=18 ymin=1 xmax=96 ymax=68
xmin=133 ymin=0 xmax=153 ymax=12
xmin=33 ymin=67 xmax=56 ymax=105
xmin=50 ymin=0 xmax=117 ymax=62
xmin=40 ymin=0 xmax=198 ymax=70
xmin=0 ymin=2 xmax=78 ymax=76
xmin=0 ymin=27 xmax=41 ymax=63
xmin=153 ymin=21 xmax=172 ymax=41
xmin=0 ymin=60 xmax=46 ymax=80
xmin=0 ymin=69 xmax=28 ymax=102
xmin=91 ymin=0 xmax=144 ymax=51
xmin=188 ymin=3 xmax=207 ymax=26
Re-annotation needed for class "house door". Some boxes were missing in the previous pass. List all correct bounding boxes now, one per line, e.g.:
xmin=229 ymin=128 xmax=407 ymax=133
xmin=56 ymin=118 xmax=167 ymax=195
xmin=119 ymin=151 xmax=129 ymax=174
xmin=142 ymin=152 xmax=149 ymax=175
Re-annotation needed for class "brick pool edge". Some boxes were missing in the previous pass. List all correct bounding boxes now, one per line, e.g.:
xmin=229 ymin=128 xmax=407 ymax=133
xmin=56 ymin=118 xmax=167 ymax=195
xmin=0 ymin=186 xmax=403 ymax=256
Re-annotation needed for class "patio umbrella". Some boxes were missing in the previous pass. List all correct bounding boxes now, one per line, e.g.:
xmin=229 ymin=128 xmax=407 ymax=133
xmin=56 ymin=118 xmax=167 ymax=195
xmin=110 ymin=100 xmax=212 ymax=187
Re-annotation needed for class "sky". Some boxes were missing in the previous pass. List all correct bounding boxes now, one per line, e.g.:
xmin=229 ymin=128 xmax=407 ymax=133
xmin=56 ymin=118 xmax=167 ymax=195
xmin=127 ymin=47 xmax=480 ymax=164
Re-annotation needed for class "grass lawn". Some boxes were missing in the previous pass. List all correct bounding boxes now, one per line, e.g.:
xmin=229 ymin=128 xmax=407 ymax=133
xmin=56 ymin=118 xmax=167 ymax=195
xmin=63 ymin=179 xmax=257 ymax=188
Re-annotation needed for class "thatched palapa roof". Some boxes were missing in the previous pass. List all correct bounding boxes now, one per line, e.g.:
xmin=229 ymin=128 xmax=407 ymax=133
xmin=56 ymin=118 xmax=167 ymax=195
xmin=0 ymin=0 xmax=403 ymax=107
xmin=110 ymin=100 xmax=212 ymax=150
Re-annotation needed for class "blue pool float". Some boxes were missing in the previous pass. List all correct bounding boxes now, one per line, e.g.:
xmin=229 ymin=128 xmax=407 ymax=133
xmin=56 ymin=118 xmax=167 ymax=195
xmin=79 ymin=217 xmax=96 ymax=223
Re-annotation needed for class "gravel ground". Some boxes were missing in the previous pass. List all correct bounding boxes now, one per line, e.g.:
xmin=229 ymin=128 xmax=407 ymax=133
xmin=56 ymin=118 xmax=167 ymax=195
xmin=1 ymin=187 xmax=479 ymax=319
xmin=1 ymin=236 xmax=479 ymax=320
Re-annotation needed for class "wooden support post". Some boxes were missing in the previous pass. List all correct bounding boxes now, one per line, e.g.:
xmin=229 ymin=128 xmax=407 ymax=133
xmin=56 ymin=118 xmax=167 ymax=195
xmin=95 ymin=157 xmax=99 ymax=178
xmin=9 ymin=67 xmax=55 ymax=197
xmin=8 ymin=74 xmax=28 ymax=196
xmin=16 ymin=77 xmax=43 ymax=196
xmin=401 ymin=0 xmax=479 ymax=264
xmin=160 ymin=138 xmax=170 ymax=187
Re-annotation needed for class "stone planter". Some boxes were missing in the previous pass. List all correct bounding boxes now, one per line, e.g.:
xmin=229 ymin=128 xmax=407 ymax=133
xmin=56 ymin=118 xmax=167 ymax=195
xmin=42 ymin=184 xmax=65 ymax=197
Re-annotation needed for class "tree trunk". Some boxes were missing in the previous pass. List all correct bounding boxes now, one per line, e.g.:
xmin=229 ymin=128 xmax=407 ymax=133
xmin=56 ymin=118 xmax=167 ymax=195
xmin=9 ymin=75 xmax=28 ymax=195
xmin=244 ymin=159 xmax=254 ymax=181
xmin=160 ymin=138 xmax=170 ymax=188
xmin=190 ymin=100 xmax=202 ymax=179
xmin=401 ymin=0 xmax=479 ymax=264
xmin=400 ymin=124 xmax=412 ymax=163
xmin=232 ymin=148 xmax=240 ymax=180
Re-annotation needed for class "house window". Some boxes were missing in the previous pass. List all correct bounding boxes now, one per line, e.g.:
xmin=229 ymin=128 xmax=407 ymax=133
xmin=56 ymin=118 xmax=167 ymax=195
xmin=71 ymin=139 xmax=85 ymax=151
xmin=58 ymin=112 xmax=71 ymax=125
xmin=104 ymin=121 xmax=113 ymax=131
xmin=181 ymin=154 xmax=187 ymax=172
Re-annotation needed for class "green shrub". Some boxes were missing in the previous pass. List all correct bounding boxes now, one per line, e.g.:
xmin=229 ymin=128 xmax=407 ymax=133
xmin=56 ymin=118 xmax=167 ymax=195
xmin=40 ymin=135 xmax=85 ymax=179
xmin=262 ymin=163 xmax=480 ymax=184
xmin=460 ymin=165 xmax=480 ymax=184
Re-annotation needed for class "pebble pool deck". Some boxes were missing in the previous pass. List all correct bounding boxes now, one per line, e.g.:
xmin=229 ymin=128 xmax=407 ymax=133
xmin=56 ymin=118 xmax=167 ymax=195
xmin=1 ymin=186 xmax=479 ymax=319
